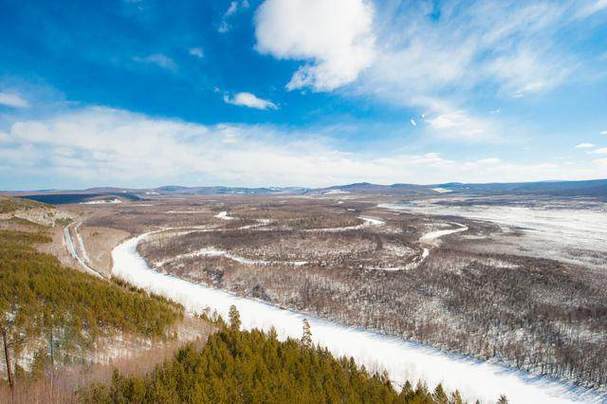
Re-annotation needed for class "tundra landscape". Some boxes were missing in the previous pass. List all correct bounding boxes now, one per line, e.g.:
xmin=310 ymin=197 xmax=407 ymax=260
xmin=5 ymin=180 xmax=605 ymax=403
xmin=3 ymin=0 xmax=607 ymax=402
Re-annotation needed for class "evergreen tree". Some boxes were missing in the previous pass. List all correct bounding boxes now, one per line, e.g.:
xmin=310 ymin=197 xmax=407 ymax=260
xmin=497 ymin=394 xmax=509 ymax=404
xmin=301 ymin=318 xmax=312 ymax=348
xmin=450 ymin=390 xmax=464 ymax=404
xmin=433 ymin=383 xmax=448 ymax=404
xmin=228 ymin=305 xmax=241 ymax=330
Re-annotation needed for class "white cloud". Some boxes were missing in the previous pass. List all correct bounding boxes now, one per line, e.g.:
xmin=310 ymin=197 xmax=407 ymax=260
xmin=3 ymin=106 xmax=607 ymax=187
xmin=409 ymin=119 xmax=416 ymax=127
xmin=0 ymin=131 xmax=10 ymax=142
xmin=0 ymin=92 xmax=29 ymax=108
xmin=591 ymin=147 xmax=607 ymax=155
xmin=575 ymin=0 xmax=607 ymax=18
xmin=359 ymin=1 xmax=583 ymax=106
xmin=601 ymin=130 xmax=607 ymax=135
xmin=575 ymin=143 xmax=595 ymax=149
xmin=255 ymin=0 xmax=375 ymax=91
xmin=219 ymin=0 xmax=250 ymax=33
xmin=189 ymin=47 xmax=204 ymax=59
xmin=223 ymin=92 xmax=277 ymax=110
xmin=421 ymin=99 xmax=498 ymax=141
xmin=133 ymin=54 xmax=177 ymax=71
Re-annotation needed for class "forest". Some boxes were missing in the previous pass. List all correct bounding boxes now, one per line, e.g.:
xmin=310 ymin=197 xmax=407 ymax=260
xmin=81 ymin=309 xmax=492 ymax=404
xmin=133 ymin=199 xmax=607 ymax=389
xmin=0 ymin=227 xmax=182 ymax=397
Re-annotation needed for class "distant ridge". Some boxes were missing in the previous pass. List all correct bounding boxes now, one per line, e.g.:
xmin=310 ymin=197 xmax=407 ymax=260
xmin=3 ymin=178 xmax=606 ymax=204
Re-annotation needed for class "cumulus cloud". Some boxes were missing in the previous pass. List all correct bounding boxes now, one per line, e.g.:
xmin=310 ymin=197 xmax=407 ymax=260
xmin=575 ymin=143 xmax=595 ymax=149
xmin=255 ymin=0 xmax=375 ymax=91
xmin=3 ymin=106 xmax=607 ymax=187
xmin=0 ymin=92 xmax=29 ymax=108
xmin=223 ymin=92 xmax=278 ymax=110
xmin=133 ymin=53 xmax=177 ymax=71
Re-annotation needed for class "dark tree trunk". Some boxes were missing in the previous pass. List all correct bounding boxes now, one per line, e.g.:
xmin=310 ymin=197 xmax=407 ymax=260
xmin=2 ymin=329 xmax=14 ymax=392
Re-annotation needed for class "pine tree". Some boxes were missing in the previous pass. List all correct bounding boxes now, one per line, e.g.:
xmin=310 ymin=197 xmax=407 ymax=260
xmin=497 ymin=394 xmax=509 ymax=404
xmin=451 ymin=390 xmax=464 ymax=404
xmin=433 ymin=383 xmax=448 ymax=404
xmin=301 ymin=318 xmax=312 ymax=348
xmin=228 ymin=305 xmax=241 ymax=330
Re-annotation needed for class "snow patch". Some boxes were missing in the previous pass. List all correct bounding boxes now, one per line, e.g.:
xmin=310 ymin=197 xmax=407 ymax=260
xmin=215 ymin=211 xmax=235 ymax=220
xmin=80 ymin=198 xmax=122 ymax=205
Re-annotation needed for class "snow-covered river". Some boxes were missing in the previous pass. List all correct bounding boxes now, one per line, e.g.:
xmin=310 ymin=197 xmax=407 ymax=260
xmin=112 ymin=233 xmax=605 ymax=404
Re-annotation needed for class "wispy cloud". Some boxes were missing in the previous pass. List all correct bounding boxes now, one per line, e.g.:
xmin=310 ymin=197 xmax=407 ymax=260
xmin=3 ymin=106 xmax=606 ymax=187
xmin=575 ymin=143 xmax=595 ymax=149
xmin=223 ymin=92 xmax=277 ymax=110
xmin=575 ymin=0 xmax=607 ymax=19
xmin=133 ymin=53 xmax=177 ymax=71
xmin=219 ymin=0 xmax=250 ymax=33
xmin=253 ymin=0 xmax=602 ymax=144
xmin=0 ymin=92 xmax=29 ymax=108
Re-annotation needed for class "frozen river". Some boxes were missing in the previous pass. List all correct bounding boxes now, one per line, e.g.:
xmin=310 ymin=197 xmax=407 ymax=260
xmin=112 ymin=233 xmax=605 ymax=404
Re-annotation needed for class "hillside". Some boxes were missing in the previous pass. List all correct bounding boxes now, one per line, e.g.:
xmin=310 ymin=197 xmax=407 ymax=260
xmin=81 ymin=324 xmax=470 ymax=404
xmin=0 ymin=224 xmax=184 ymax=401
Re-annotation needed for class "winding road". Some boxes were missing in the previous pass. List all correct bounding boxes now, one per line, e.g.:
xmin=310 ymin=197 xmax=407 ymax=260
xmin=63 ymin=221 xmax=106 ymax=279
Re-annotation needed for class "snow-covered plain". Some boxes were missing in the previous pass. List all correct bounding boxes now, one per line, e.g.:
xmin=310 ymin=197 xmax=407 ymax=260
xmin=112 ymin=234 xmax=605 ymax=404
xmin=380 ymin=201 xmax=607 ymax=268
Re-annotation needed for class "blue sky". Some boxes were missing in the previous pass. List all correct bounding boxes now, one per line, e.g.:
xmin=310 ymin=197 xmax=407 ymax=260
xmin=0 ymin=0 xmax=606 ymax=189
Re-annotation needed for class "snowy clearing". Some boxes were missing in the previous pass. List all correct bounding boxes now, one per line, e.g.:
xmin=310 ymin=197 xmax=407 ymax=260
xmin=214 ymin=210 xmax=235 ymax=220
xmin=112 ymin=234 xmax=605 ymax=404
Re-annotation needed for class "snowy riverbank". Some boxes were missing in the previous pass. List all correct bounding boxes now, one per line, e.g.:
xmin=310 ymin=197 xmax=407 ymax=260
xmin=112 ymin=233 xmax=605 ymax=404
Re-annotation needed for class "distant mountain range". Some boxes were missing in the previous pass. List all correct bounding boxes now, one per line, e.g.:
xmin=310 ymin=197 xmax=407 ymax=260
xmin=4 ymin=178 xmax=606 ymax=204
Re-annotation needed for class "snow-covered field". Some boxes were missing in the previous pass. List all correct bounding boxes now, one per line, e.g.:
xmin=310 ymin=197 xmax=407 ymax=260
xmin=380 ymin=201 xmax=607 ymax=268
xmin=80 ymin=198 xmax=122 ymax=205
xmin=112 ymin=234 xmax=605 ymax=404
